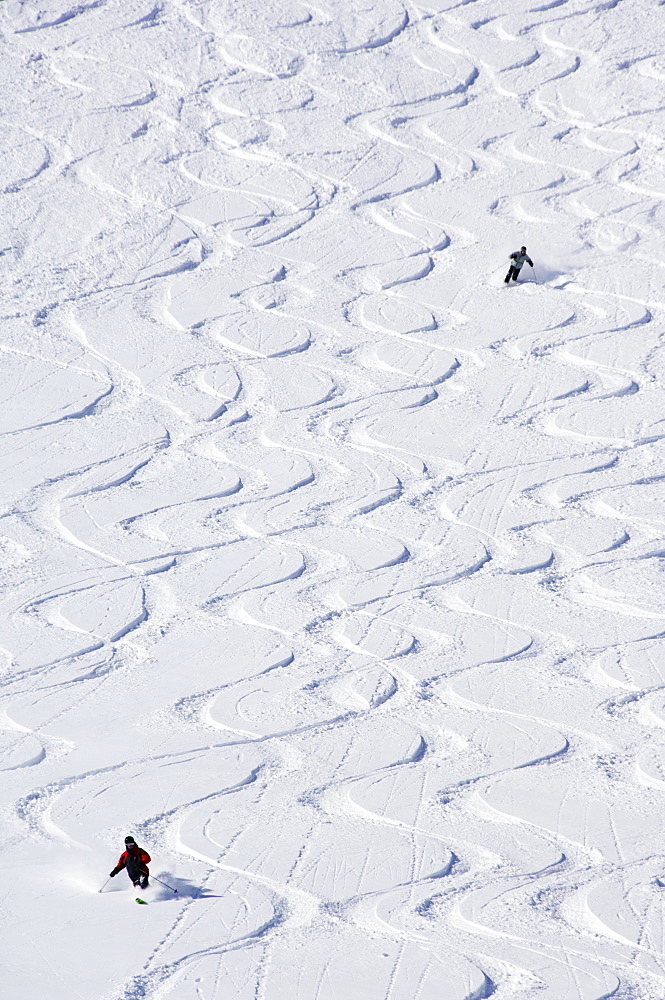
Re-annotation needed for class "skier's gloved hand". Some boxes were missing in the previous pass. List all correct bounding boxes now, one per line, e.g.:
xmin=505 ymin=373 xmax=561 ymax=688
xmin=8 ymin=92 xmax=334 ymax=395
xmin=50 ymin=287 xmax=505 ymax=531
xmin=109 ymin=869 xmax=119 ymax=877
xmin=529 ymin=262 xmax=533 ymax=266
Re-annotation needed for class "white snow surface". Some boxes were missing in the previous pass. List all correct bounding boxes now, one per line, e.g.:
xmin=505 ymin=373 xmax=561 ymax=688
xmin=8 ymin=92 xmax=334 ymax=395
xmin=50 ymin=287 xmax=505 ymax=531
xmin=2 ymin=0 xmax=665 ymax=997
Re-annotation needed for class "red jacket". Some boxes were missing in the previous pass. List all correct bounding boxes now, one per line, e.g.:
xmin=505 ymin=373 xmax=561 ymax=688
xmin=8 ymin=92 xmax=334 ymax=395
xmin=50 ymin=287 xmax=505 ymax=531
xmin=115 ymin=844 xmax=151 ymax=872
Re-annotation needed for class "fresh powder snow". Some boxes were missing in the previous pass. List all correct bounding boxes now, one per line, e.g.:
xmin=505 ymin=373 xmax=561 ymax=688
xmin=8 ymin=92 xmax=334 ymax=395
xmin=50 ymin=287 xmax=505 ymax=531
xmin=2 ymin=0 xmax=665 ymax=998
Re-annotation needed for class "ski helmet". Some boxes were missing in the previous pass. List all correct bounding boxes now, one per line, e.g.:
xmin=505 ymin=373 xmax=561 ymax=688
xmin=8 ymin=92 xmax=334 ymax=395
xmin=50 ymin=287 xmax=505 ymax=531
xmin=125 ymin=835 xmax=136 ymax=845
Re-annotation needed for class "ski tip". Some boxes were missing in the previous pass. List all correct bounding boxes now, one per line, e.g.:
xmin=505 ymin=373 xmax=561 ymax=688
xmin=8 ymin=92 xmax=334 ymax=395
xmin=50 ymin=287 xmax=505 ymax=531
xmin=135 ymin=898 xmax=148 ymax=904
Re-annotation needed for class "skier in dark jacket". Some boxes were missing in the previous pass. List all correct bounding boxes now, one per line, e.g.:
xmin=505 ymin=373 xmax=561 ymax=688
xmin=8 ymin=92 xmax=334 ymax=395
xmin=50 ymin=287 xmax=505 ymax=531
xmin=505 ymin=246 xmax=533 ymax=283
xmin=109 ymin=835 xmax=151 ymax=889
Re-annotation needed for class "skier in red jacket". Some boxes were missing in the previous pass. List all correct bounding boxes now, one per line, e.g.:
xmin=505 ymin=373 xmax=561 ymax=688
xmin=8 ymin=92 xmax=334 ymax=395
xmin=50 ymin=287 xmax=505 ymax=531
xmin=109 ymin=835 xmax=151 ymax=889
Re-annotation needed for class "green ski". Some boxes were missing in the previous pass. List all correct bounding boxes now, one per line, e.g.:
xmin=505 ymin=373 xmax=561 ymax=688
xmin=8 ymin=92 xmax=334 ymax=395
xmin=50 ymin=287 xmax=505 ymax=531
xmin=135 ymin=898 xmax=148 ymax=904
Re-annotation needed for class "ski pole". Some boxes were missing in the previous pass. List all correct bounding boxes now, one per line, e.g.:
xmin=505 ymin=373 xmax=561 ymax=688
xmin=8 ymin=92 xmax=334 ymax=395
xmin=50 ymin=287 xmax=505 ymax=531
xmin=151 ymin=875 xmax=178 ymax=893
xmin=532 ymin=268 xmax=539 ymax=284
xmin=99 ymin=877 xmax=111 ymax=893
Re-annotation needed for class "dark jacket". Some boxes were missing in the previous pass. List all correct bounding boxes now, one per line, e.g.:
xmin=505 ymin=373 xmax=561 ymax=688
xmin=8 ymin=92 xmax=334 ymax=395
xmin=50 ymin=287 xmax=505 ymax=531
xmin=111 ymin=844 xmax=151 ymax=878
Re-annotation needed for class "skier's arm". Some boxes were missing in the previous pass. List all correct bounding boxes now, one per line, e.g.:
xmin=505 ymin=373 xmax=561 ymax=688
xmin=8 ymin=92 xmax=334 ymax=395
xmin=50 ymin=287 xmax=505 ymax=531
xmin=110 ymin=851 xmax=128 ymax=876
xmin=526 ymin=256 xmax=533 ymax=266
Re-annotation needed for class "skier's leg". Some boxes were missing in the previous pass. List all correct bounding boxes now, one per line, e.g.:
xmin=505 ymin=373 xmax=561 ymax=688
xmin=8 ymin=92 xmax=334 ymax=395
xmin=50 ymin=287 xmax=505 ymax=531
xmin=127 ymin=858 xmax=142 ymax=886
xmin=504 ymin=268 xmax=512 ymax=283
xmin=511 ymin=266 xmax=520 ymax=282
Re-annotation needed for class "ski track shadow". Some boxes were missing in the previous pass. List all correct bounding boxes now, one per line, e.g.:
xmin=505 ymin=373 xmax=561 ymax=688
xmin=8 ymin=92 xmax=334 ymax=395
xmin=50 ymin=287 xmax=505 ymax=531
xmin=151 ymin=875 xmax=221 ymax=901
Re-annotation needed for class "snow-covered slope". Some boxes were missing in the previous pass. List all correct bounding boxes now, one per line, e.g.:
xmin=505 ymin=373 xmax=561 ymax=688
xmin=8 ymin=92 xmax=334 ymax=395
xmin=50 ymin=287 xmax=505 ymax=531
xmin=2 ymin=0 xmax=665 ymax=997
